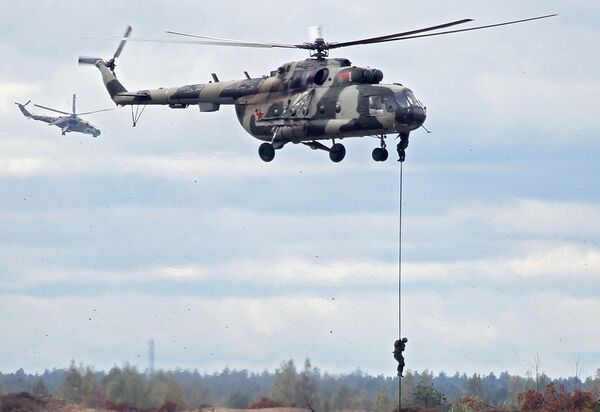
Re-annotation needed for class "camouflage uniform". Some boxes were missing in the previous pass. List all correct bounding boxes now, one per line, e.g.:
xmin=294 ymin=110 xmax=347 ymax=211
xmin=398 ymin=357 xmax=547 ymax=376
xmin=397 ymin=133 xmax=409 ymax=162
xmin=394 ymin=337 xmax=408 ymax=377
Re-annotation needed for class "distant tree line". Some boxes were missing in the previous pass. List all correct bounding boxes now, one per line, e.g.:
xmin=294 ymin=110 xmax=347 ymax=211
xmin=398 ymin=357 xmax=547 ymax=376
xmin=2 ymin=360 xmax=600 ymax=411
xmin=401 ymin=369 xmax=600 ymax=410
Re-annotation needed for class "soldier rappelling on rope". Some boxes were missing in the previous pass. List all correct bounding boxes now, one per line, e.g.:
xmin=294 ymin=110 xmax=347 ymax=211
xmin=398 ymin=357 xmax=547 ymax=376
xmin=394 ymin=337 xmax=408 ymax=377
xmin=397 ymin=133 xmax=409 ymax=162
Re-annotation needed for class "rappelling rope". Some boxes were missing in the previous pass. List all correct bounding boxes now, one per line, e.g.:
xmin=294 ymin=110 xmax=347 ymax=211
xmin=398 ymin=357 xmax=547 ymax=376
xmin=398 ymin=161 xmax=403 ymax=340
xmin=398 ymin=160 xmax=403 ymax=409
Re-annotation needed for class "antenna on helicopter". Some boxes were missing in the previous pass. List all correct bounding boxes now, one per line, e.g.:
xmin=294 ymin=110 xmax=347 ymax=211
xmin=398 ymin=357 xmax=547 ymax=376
xmin=308 ymin=26 xmax=323 ymax=43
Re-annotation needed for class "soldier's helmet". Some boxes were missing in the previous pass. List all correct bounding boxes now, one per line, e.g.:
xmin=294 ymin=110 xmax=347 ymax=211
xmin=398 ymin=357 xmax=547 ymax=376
xmin=402 ymin=337 xmax=408 ymax=343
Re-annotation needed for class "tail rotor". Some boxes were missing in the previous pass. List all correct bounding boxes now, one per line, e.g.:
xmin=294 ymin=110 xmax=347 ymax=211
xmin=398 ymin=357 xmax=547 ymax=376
xmin=106 ymin=25 xmax=132 ymax=73
xmin=78 ymin=25 xmax=132 ymax=74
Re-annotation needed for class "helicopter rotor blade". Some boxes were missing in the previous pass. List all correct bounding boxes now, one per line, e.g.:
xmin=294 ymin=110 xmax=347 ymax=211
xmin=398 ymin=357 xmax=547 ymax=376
xmin=164 ymin=30 xmax=306 ymax=49
xmin=113 ymin=25 xmax=132 ymax=59
xmin=77 ymin=108 xmax=115 ymax=116
xmin=83 ymin=14 xmax=556 ymax=57
xmin=33 ymin=104 xmax=70 ymax=115
xmin=116 ymin=36 xmax=303 ymax=49
xmin=328 ymin=18 xmax=473 ymax=49
xmin=78 ymin=56 xmax=103 ymax=65
xmin=165 ymin=31 xmax=251 ymax=43
xmin=329 ymin=14 xmax=557 ymax=49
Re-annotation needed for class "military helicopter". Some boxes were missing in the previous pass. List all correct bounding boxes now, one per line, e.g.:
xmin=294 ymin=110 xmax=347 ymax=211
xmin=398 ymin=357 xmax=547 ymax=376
xmin=15 ymin=94 xmax=112 ymax=138
xmin=79 ymin=14 xmax=555 ymax=162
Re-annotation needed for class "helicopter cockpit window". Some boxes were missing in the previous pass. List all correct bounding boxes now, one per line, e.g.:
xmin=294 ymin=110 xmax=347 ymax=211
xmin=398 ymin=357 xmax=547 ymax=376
xmin=404 ymin=90 xmax=423 ymax=107
xmin=394 ymin=92 xmax=410 ymax=108
xmin=369 ymin=95 xmax=384 ymax=116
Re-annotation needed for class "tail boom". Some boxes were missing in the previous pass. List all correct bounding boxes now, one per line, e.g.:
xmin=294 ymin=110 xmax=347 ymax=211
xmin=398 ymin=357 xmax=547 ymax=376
xmin=15 ymin=101 xmax=32 ymax=117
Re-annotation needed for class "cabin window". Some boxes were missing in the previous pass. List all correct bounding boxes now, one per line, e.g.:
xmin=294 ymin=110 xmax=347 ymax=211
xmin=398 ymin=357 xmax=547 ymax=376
xmin=369 ymin=95 xmax=384 ymax=116
xmin=384 ymin=96 xmax=397 ymax=112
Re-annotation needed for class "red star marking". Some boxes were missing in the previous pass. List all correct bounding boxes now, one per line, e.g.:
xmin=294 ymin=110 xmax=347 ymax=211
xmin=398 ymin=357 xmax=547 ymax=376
xmin=256 ymin=109 xmax=265 ymax=120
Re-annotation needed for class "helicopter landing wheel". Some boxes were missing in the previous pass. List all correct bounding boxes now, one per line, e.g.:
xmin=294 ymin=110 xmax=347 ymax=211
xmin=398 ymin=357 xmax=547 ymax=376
xmin=329 ymin=143 xmax=346 ymax=163
xmin=372 ymin=147 xmax=388 ymax=162
xmin=258 ymin=142 xmax=275 ymax=162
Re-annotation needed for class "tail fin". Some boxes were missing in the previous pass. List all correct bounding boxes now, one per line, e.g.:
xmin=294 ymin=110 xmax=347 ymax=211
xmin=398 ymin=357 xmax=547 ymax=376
xmin=15 ymin=100 xmax=32 ymax=117
xmin=80 ymin=58 xmax=128 ymax=101
xmin=97 ymin=61 xmax=128 ymax=99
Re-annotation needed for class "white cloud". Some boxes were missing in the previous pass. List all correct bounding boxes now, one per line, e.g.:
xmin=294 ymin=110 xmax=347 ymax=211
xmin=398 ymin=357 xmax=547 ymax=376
xmin=1 ymin=258 xmax=395 ymax=289
xmin=0 ymin=157 xmax=47 ymax=177
xmin=474 ymin=73 xmax=600 ymax=136
xmin=0 ymin=148 xmax=358 ymax=179
xmin=407 ymin=199 xmax=600 ymax=240
xmin=2 ymin=289 xmax=599 ymax=377
xmin=4 ymin=241 xmax=600 ymax=290
xmin=401 ymin=289 xmax=600 ymax=377
xmin=0 ymin=292 xmax=396 ymax=373
xmin=402 ymin=244 xmax=600 ymax=283
xmin=0 ymin=81 xmax=41 ymax=114
xmin=3 ymin=198 xmax=600 ymax=290
xmin=486 ymin=199 xmax=600 ymax=237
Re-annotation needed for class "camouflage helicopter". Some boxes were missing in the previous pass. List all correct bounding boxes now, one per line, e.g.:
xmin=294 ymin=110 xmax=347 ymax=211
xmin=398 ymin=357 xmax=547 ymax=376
xmin=79 ymin=15 xmax=555 ymax=162
xmin=15 ymin=94 xmax=112 ymax=138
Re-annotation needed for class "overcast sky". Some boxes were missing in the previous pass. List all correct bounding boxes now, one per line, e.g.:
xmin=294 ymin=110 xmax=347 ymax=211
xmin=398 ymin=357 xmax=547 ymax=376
xmin=1 ymin=1 xmax=599 ymax=379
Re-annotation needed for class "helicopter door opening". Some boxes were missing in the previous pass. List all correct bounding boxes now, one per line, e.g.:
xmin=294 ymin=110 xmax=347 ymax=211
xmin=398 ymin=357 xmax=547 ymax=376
xmin=369 ymin=95 xmax=384 ymax=116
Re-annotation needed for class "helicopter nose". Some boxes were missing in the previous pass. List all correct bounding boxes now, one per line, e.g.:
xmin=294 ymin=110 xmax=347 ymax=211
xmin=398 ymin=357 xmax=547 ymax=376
xmin=411 ymin=106 xmax=426 ymax=125
xmin=395 ymin=105 xmax=426 ymax=126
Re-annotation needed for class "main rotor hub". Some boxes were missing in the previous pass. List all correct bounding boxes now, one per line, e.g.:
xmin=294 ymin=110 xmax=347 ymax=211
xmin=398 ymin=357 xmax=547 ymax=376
xmin=305 ymin=38 xmax=329 ymax=59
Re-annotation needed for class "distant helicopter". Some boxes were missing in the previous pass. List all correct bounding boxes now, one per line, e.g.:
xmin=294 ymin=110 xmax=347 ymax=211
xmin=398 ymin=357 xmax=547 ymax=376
xmin=15 ymin=94 xmax=112 ymax=138
xmin=79 ymin=15 xmax=555 ymax=162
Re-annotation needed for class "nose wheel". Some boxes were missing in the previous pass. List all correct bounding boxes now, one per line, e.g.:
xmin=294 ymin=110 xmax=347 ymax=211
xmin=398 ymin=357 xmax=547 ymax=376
xmin=258 ymin=142 xmax=275 ymax=162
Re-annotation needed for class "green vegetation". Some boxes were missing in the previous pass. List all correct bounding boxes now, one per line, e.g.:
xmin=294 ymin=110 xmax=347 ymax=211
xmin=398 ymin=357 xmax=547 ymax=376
xmin=2 ymin=360 xmax=600 ymax=411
